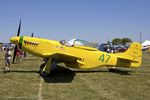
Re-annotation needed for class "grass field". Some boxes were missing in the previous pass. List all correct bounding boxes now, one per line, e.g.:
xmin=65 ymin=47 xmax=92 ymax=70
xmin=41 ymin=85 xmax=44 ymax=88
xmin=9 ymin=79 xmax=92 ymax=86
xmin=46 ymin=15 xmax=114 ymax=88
xmin=0 ymin=51 xmax=150 ymax=100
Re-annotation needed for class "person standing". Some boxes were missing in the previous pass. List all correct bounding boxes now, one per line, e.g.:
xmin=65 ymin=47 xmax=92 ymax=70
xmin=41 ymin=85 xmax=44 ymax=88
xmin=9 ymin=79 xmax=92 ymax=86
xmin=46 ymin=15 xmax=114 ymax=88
xmin=5 ymin=48 xmax=12 ymax=71
xmin=16 ymin=48 xmax=21 ymax=64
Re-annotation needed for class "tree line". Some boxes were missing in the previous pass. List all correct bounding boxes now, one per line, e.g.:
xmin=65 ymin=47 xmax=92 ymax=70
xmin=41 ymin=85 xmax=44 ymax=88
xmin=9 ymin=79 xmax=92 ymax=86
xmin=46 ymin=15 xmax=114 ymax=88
xmin=112 ymin=38 xmax=132 ymax=45
xmin=88 ymin=38 xmax=132 ymax=48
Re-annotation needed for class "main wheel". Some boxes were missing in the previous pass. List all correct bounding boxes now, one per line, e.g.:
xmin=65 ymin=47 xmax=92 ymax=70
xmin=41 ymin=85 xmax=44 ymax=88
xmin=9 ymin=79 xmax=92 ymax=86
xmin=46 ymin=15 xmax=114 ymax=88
xmin=51 ymin=59 xmax=57 ymax=71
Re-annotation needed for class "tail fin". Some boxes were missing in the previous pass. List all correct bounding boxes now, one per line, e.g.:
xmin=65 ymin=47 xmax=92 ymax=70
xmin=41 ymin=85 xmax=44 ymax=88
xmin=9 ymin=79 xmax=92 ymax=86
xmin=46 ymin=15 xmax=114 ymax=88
xmin=116 ymin=42 xmax=142 ymax=67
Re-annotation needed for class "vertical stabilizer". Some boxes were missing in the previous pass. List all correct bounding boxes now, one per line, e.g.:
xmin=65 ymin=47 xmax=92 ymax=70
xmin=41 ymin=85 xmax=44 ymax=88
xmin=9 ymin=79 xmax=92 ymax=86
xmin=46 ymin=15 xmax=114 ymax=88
xmin=115 ymin=42 xmax=142 ymax=67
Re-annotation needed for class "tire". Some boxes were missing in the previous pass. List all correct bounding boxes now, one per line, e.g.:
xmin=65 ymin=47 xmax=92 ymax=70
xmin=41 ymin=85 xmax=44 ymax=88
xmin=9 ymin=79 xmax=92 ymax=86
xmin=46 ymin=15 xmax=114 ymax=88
xmin=51 ymin=59 xmax=57 ymax=71
xmin=40 ymin=71 xmax=49 ymax=77
xmin=108 ymin=68 xmax=116 ymax=72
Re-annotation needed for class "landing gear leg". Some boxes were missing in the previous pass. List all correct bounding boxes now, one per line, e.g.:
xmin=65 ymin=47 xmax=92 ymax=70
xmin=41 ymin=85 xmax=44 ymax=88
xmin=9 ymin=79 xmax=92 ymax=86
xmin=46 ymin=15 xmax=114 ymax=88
xmin=39 ymin=63 xmax=48 ymax=77
xmin=40 ymin=58 xmax=52 ymax=77
xmin=39 ymin=58 xmax=57 ymax=77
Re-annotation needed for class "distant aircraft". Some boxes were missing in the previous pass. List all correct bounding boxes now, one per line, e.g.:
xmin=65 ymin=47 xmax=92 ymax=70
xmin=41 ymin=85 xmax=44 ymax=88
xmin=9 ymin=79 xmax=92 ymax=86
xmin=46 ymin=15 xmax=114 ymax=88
xmin=10 ymin=21 xmax=142 ymax=76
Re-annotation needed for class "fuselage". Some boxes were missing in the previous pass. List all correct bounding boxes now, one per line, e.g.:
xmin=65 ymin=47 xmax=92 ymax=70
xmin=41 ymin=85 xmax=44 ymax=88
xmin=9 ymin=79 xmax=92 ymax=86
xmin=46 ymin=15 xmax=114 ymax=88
xmin=10 ymin=36 xmax=120 ymax=69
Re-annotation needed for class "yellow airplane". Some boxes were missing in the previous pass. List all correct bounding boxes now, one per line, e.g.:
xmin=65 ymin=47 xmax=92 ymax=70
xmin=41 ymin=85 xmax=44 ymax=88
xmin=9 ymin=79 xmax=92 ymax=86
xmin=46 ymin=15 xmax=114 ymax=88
xmin=10 ymin=20 xmax=142 ymax=76
xmin=10 ymin=35 xmax=142 ymax=76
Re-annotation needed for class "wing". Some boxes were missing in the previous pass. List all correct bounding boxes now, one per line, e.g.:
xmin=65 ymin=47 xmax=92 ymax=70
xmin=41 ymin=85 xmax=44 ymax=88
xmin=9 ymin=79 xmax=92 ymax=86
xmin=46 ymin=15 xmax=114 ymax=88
xmin=43 ymin=52 xmax=84 ymax=65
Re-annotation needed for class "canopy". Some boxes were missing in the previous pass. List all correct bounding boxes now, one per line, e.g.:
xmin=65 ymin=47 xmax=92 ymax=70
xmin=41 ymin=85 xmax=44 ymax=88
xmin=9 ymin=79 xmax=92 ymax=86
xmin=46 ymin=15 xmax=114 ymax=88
xmin=67 ymin=38 xmax=89 ymax=46
xmin=142 ymin=40 xmax=150 ymax=46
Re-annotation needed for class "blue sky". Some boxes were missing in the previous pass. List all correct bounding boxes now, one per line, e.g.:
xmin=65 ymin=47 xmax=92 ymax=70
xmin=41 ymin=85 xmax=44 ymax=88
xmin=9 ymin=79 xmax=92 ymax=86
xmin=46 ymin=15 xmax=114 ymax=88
xmin=0 ymin=0 xmax=150 ymax=43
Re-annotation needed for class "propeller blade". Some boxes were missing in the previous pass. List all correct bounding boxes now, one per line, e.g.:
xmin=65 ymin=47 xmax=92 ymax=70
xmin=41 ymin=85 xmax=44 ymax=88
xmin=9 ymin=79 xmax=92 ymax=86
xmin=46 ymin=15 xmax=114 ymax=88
xmin=12 ymin=45 xmax=17 ymax=63
xmin=12 ymin=19 xmax=21 ymax=63
xmin=17 ymin=19 xmax=21 ymax=36
xmin=31 ymin=33 xmax=34 ymax=37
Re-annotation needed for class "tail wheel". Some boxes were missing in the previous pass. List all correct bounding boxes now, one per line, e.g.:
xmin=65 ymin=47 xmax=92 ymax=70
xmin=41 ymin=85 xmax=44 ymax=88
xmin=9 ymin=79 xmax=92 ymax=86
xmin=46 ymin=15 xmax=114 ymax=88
xmin=108 ymin=67 xmax=116 ymax=72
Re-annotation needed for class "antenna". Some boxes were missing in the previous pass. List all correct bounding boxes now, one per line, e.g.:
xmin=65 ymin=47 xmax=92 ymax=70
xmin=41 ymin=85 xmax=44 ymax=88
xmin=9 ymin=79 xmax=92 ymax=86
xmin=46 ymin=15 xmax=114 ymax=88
xmin=140 ymin=32 xmax=142 ymax=43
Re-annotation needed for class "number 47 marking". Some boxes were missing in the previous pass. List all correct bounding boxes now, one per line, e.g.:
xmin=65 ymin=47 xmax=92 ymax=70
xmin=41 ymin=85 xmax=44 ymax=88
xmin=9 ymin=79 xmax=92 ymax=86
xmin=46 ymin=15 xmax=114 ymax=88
xmin=99 ymin=54 xmax=111 ymax=63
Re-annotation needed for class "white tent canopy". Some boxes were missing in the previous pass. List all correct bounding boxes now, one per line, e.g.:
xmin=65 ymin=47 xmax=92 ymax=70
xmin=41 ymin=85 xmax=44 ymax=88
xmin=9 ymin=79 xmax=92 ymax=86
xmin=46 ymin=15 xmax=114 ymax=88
xmin=142 ymin=40 xmax=150 ymax=46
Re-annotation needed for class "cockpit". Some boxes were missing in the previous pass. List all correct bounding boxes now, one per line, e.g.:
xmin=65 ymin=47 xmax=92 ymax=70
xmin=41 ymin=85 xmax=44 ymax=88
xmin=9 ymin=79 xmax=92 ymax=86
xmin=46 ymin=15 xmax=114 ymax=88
xmin=60 ymin=38 xmax=91 ymax=47
xmin=59 ymin=38 xmax=98 ymax=51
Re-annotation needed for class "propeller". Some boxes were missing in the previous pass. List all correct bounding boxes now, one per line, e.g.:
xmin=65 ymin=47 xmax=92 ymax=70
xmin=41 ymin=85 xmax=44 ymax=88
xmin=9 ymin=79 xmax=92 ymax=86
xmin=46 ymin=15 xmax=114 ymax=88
xmin=12 ymin=19 xmax=21 ymax=63
xmin=31 ymin=32 xmax=34 ymax=37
